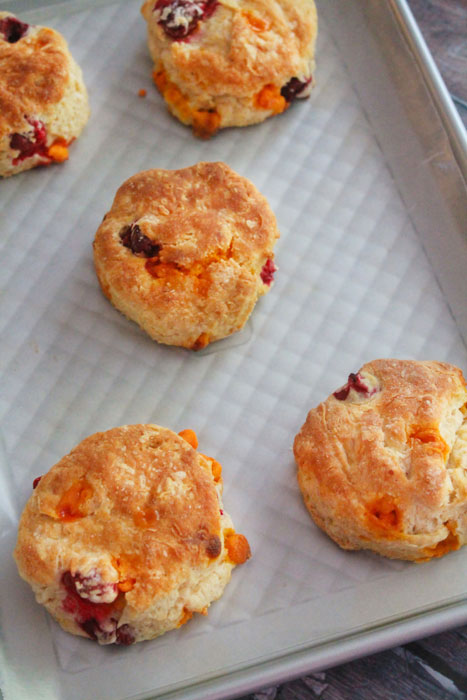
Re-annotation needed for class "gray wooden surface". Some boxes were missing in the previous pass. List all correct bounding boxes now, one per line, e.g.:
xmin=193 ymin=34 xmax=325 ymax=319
xmin=408 ymin=0 xmax=467 ymax=125
xmin=238 ymin=1 xmax=467 ymax=698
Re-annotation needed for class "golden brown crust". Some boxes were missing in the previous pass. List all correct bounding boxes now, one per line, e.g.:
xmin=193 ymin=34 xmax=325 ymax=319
xmin=93 ymin=162 xmax=279 ymax=348
xmin=0 ymin=12 xmax=89 ymax=177
xmin=141 ymin=0 xmax=318 ymax=133
xmin=294 ymin=360 xmax=467 ymax=561
xmin=0 ymin=23 xmax=68 ymax=133
xmin=14 ymin=425 xmax=225 ymax=611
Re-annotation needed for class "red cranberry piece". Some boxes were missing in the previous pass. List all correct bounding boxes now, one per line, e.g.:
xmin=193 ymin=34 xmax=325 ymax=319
xmin=80 ymin=617 xmax=120 ymax=644
xmin=62 ymin=571 xmax=75 ymax=593
xmin=116 ymin=624 xmax=136 ymax=646
xmin=205 ymin=535 xmax=222 ymax=559
xmin=32 ymin=476 xmax=42 ymax=489
xmin=120 ymin=224 xmax=161 ymax=258
xmin=0 ymin=17 xmax=29 ymax=43
xmin=80 ymin=618 xmax=99 ymax=641
xmin=154 ymin=0 xmax=218 ymax=39
xmin=260 ymin=258 xmax=277 ymax=285
xmin=62 ymin=570 xmax=120 ymax=642
xmin=10 ymin=118 xmax=48 ymax=164
xmin=63 ymin=569 xmax=118 ymax=603
xmin=333 ymin=373 xmax=375 ymax=400
xmin=280 ymin=77 xmax=311 ymax=102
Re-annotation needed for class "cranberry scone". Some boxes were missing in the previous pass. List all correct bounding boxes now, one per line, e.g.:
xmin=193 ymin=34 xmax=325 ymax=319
xmin=141 ymin=0 xmax=318 ymax=138
xmin=93 ymin=162 xmax=279 ymax=349
xmin=14 ymin=425 xmax=250 ymax=645
xmin=0 ymin=12 xmax=89 ymax=177
xmin=294 ymin=360 xmax=467 ymax=561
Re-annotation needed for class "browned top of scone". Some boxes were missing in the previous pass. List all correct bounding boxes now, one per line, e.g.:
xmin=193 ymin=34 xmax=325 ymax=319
xmin=96 ymin=162 xmax=277 ymax=265
xmin=0 ymin=13 xmax=69 ymax=134
xmin=294 ymin=360 xmax=467 ymax=545
xmin=14 ymin=425 xmax=223 ymax=611
xmin=141 ymin=0 xmax=317 ymax=97
xmin=93 ymin=162 xmax=279 ymax=346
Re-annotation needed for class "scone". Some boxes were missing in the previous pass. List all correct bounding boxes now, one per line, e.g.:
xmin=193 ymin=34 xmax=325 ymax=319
xmin=93 ymin=162 xmax=280 ymax=349
xmin=294 ymin=360 xmax=467 ymax=561
xmin=14 ymin=425 xmax=250 ymax=645
xmin=141 ymin=0 xmax=318 ymax=138
xmin=0 ymin=12 xmax=89 ymax=177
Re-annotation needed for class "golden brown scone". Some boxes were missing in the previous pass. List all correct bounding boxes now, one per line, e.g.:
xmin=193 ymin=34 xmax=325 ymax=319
xmin=141 ymin=0 xmax=318 ymax=137
xmin=294 ymin=360 xmax=467 ymax=562
xmin=14 ymin=425 xmax=251 ymax=645
xmin=0 ymin=12 xmax=89 ymax=177
xmin=93 ymin=162 xmax=280 ymax=349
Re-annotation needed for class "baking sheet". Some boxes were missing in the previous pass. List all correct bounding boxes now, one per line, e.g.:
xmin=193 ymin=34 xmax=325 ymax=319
xmin=1 ymin=1 xmax=467 ymax=699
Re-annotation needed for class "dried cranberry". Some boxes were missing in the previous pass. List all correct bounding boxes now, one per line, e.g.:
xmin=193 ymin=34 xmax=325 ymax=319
xmin=119 ymin=224 xmax=161 ymax=258
xmin=62 ymin=569 xmax=118 ymax=604
xmin=10 ymin=118 xmax=48 ymax=164
xmin=280 ymin=77 xmax=311 ymax=102
xmin=80 ymin=617 xmax=120 ymax=644
xmin=260 ymin=258 xmax=277 ymax=285
xmin=80 ymin=618 xmax=99 ymax=641
xmin=116 ymin=624 xmax=136 ymax=646
xmin=32 ymin=476 xmax=42 ymax=489
xmin=0 ymin=17 xmax=29 ymax=43
xmin=205 ymin=535 xmax=222 ymax=558
xmin=333 ymin=373 xmax=376 ymax=401
xmin=62 ymin=571 xmax=75 ymax=593
xmin=154 ymin=0 xmax=218 ymax=40
xmin=62 ymin=570 xmax=121 ymax=642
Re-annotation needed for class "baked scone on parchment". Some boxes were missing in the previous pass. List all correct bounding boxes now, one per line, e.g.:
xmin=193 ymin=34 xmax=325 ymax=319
xmin=14 ymin=425 xmax=250 ymax=645
xmin=0 ymin=12 xmax=89 ymax=177
xmin=93 ymin=162 xmax=280 ymax=350
xmin=294 ymin=360 xmax=467 ymax=561
xmin=141 ymin=0 xmax=318 ymax=138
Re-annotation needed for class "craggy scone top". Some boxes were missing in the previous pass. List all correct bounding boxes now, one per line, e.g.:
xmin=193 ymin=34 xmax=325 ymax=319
xmin=142 ymin=0 xmax=318 ymax=135
xmin=14 ymin=425 xmax=250 ymax=645
xmin=0 ymin=12 xmax=89 ymax=176
xmin=93 ymin=162 xmax=280 ymax=349
xmin=294 ymin=360 xmax=467 ymax=561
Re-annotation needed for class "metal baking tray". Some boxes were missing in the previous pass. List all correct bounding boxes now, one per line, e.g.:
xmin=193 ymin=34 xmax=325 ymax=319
xmin=0 ymin=1 xmax=466 ymax=699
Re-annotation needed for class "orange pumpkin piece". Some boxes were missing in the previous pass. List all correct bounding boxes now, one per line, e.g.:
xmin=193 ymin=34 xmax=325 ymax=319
xmin=56 ymin=479 xmax=93 ymax=521
xmin=133 ymin=507 xmax=160 ymax=529
xmin=224 ymin=532 xmax=251 ymax=564
xmin=192 ymin=110 xmax=221 ymax=139
xmin=367 ymin=496 xmax=401 ymax=529
xmin=210 ymin=458 xmax=222 ymax=482
xmin=177 ymin=608 xmax=193 ymax=627
xmin=178 ymin=429 xmax=198 ymax=449
xmin=409 ymin=428 xmax=449 ymax=458
xmin=255 ymin=85 xmax=287 ymax=114
xmin=200 ymin=454 xmax=222 ymax=481
xmin=48 ymin=142 xmax=69 ymax=162
xmin=118 ymin=578 xmax=136 ymax=593
xmin=243 ymin=11 xmax=269 ymax=32
xmin=192 ymin=332 xmax=210 ymax=351
xmin=423 ymin=524 xmax=460 ymax=559
xmin=153 ymin=69 xmax=168 ymax=92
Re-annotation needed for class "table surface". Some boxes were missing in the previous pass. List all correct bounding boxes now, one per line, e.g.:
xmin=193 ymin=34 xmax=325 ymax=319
xmin=239 ymin=1 xmax=467 ymax=699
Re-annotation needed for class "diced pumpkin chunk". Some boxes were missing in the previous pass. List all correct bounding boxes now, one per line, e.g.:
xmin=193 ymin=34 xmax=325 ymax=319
xmin=367 ymin=496 xmax=401 ymax=530
xmin=224 ymin=532 xmax=251 ymax=564
xmin=178 ymin=429 xmax=198 ymax=449
xmin=48 ymin=143 xmax=69 ymax=162
xmin=255 ymin=85 xmax=287 ymax=114
xmin=56 ymin=479 xmax=92 ymax=521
